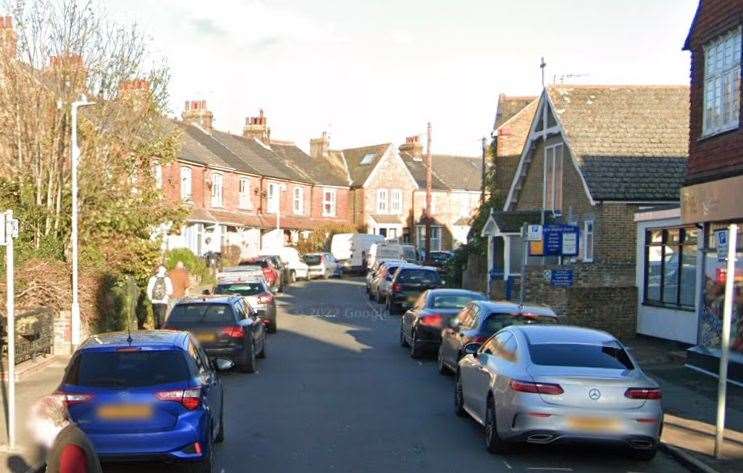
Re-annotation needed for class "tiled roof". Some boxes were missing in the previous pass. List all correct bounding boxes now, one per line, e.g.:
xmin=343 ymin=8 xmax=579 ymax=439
xmin=494 ymin=95 xmax=538 ymax=130
xmin=176 ymin=124 xmax=234 ymax=170
xmin=208 ymin=209 xmax=263 ymax=227
xmin=399 ymin=153 xmax=448 ymax=190
xmin=272 ymin=143 xmax=350 ymax=187
xmin=495 ymin=98 xmax=539 ymax=157
xmin=341 ymin=144 xmax=391 ymax=186
xmin=547 ymin=85 xmax=689 ymax=160
xmin=209 ymin=130 xmax=311 ymax=183
xmin=492 ymin=210 xmax=550 ymax=233
xmin=181 ymin=125 xmax=258 ymax=175
xmin=188 ymin=207 xmax=217 ymax=223
xmin=399 ymin=153 xmax=482 ymax=191
xmin=581 ymin=156 xmax=687 ymax=201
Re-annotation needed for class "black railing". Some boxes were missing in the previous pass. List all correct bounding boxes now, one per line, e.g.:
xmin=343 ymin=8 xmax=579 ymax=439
xmin=0 ymin=307 xmax=54 ymax=364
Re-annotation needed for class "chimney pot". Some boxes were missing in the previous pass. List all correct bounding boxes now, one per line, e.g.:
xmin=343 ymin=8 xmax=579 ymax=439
xmin=243 ymin=109 xmax=271 ymax=143
xmin=182 ymin=99 xmax=213 ymax=132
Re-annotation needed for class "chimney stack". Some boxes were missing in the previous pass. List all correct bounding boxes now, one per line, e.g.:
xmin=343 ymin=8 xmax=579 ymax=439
xmin=243 ymin=109 xmax=270 ymax=143
xmin=182 ymin=100 xmax=213 ymax=132
xmin=0 ymin=16 xmax=16 ymax=59
xmin=310 ymin=131 xmax=330 ymax=159
xmin=399 ymin=135 xmax=423 ymax=160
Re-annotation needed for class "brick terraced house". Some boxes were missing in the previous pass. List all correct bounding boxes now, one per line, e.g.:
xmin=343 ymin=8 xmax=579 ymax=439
xmin=681 ymin=0 xmax=743 ymax=380
xmin=482 ymin=84 xmax=689 ymax=339
xmin=161 ymin=103 xmax=352 ymax=258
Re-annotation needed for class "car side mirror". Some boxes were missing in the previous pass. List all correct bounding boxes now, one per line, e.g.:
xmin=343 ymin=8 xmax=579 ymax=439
xmin=463 ymin=343 xmax=481 ymax=357
xmin=215 ymin=358 xmax=234 ymax=371
xmin=448 ymin=318 xmax=459 ymax=328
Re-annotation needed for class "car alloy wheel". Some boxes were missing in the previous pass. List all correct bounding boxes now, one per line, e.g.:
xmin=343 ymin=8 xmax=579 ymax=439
xmin=454 ymin=375 xmax=465 ymax=417
xmin=437 ymin=348 xmax=449 ymax=375
xmin=485 ymin=399 xmax=510 ymax=454
xmin=409 ymin=330 xmax=423 ymax=359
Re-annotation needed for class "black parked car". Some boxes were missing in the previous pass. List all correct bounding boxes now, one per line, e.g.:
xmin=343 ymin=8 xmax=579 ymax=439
xmin=385 ymin=266 xmax=442 ymax=315
xmin=399 ymin=289 xmax=487 ymax=358
xmin=164 ymin=295 xmax=267 ymax=373
xmin=427 ymin=251 xmax=454 ymax=273
xmin=437 ymin=300 xmax=557 ymax=374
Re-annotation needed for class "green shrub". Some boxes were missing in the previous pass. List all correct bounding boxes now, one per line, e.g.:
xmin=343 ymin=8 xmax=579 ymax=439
xmin=95 ymin=273 xmax=141 ymax=333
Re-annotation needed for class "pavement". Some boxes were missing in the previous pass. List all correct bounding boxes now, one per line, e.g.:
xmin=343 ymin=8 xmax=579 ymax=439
xmin=0 ymin=277 xmax=739 ymax=472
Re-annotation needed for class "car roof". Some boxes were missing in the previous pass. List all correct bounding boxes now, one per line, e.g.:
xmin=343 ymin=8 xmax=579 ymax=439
xmin=475 ymin=300 xmax=557 ymax=317
xmin=513 ymin=325 xmax=616 ymax=345
xmin=426 ymin=289 xmax=484 ymax=297
xmin=176 ymin=294 xmax=242 ymax=305
xmin=79 ymin=330 xmax=189 ymax=351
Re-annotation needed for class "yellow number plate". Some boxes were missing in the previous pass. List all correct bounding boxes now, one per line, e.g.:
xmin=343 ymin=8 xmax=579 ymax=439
xmin=98 ymin=404 xmax=153 ymax=420
xmin=196 ymin=333 xmax=216 ymax=342
xmin=568 ymin=417 xmax=619 ymax=432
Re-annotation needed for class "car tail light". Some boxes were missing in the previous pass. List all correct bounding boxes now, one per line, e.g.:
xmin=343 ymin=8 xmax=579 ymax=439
xmin=624 ymin=388 xmax=662 ymax=400
xmin=509 ymin=379 xmax=564 ymax=395
xmin=257 ymin=293 xmax=274 ymax=304
xmin=392 ymin=283 xmax=402 ymax=293
xmin=156 ymin=388 xmax=202 ymax=410
xmin=55 ymin=392 xmax=94 ymax=406
xmin=221 ymin=326 xmax=246 ymax=338
xmin=420 ymin=314 xmax=444 ymax=327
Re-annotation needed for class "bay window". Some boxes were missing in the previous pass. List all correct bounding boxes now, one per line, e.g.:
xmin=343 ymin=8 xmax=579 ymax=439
xmin=703 ymin=27 xmax=741 ymax=136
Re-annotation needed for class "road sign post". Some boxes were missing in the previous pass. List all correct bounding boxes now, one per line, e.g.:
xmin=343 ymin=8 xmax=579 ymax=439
xmin=2 ymin=210 xmax=17 ymax=450
xmin=715 ymin=223 xmax=737 ymax=458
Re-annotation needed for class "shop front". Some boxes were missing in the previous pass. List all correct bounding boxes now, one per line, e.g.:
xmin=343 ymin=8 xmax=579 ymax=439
xmin=682 ymin=176 xmax=743 ymax=382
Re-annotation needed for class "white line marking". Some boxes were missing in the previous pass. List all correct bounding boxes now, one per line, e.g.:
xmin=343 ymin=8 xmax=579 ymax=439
xmin=503 ymin=460 xmax=512 ymax=469
xmin=527 ymin=469 xmax=573 ymax=472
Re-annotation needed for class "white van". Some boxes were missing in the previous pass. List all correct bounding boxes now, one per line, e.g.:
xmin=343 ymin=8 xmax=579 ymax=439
xmin=331 ymin=233 xmax=385 ymax=273
xmin=259 ymin=246 xmax=310 ymax=281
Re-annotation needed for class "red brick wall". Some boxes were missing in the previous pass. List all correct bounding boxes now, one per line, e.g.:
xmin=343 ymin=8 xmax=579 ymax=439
xmin=686 ymin=0 xmax=743 ymax=184
xmin=310 ymin=186 xmax=352 ymax=223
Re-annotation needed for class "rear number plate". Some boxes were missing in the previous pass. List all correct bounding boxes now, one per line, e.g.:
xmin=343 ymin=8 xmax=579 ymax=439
xmin=196 ymin=333 xmax=216 ymax=343
xmin=98 ymin=404 xmax=152 ymax=420
xmin=568 ymin=416 xmax=619 ymax=431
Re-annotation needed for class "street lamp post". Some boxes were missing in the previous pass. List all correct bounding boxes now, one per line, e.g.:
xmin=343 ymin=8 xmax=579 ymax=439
xmin=70 ymin=95 xmax=95 ymax=348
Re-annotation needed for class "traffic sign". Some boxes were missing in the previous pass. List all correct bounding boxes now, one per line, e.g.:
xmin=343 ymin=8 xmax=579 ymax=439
xmin=550 ymin=269 xmax=574 ymax=287
xmin=717 ymin=229 xmax=729 ymax=263
xmin=527 ymin=224 xmax=543 ymax=242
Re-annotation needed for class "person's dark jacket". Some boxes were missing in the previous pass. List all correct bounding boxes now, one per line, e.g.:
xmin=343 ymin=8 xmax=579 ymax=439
xmin=45 ymin=424 xmax=102 ymax=473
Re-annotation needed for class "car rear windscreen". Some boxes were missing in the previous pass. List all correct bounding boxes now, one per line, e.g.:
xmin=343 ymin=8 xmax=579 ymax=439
xmin=216 ymin=283 xmax=264 ymax=296
xmin=482 ymin=314 xmax=557 ymax=333
xmin=431 ymin=295 xmax=478 ymax=309
xmin=304 ymin=255 xmax=322 ymax=265
xmin=168 ymin=303 xmax=235 ymax=326
xmin=65 ymin=350 xmax=191 ymax=387
xmin=398 ymin=269 xmax=440 ymax=284
xmin=528 ymin=343 xmax=635 ymax=370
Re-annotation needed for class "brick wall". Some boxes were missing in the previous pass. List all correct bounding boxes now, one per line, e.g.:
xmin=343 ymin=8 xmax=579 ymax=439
xmin=362 ymin=151 xmax=418 ymax=225
xmin=595 ymin=203 xmax=640 ymax=264
xmin=523 ymin=263 xmax=638 ymax=340
xmin=686 ymin=0 xmax=743 ymax=184
xmin=309 ymin=185 xmax=352 ymax=223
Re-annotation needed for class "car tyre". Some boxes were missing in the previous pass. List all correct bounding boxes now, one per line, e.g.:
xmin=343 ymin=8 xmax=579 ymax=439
xmin=267 ymin=320 xmax=277 ymax=334
xmin=630 ymin=446 xmax=658 ymax=461
xmin=454 ymin=374 xmax=466 ymax=417
xmin=257 ymin=339 xmax=266 ymax=359
xmin=238 ymin=343 xmax=256 ymax=373
xmin=437 ymin=348 xmax=450 ymax=375
xmin=215 ymin=403 xmax=225 ymax=443
xmin=399 ymin=323 xmax=409 ymax=347
xmin=387 ymin=298 xmax=401 ymax=315
xmin=409 ymin=329 xmax=423 ymax=359
xmin=485 ymin=397 xmax=510 ymax=454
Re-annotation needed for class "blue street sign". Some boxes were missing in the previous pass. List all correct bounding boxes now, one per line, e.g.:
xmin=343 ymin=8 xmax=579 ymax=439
xmin=551 ymin=269 xmax=574 ymax=288
xmin=543 ymin=225 xmax=580 ymax=257
xmin=716 ymin=229 xmax=728 ymax=263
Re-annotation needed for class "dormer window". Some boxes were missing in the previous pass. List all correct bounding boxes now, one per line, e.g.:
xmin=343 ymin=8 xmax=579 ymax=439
xmin=703 ymin=27 xmax=741 ymax=137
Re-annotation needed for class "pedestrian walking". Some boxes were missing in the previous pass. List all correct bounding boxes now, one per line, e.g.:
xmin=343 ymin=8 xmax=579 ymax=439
xmin=146 ymin=265 xmax=173 ymax=329
xmin=169 ymin=260 xmax=191 ymax=299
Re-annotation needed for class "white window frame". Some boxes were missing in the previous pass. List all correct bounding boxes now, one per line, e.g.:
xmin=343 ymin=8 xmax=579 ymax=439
xmin=180 ymin=166 xmax=192 ymax=201
xmin=238 ymin=177 xmax=251 ymax=210
xmin=267 ymin=182 xmax=279 ymax=214
xmin=390 ymin=189 xmax=402 ymax=215
xmin=293 ymin=187 xmax=304 ymax=215
xmin=153 ymin=163 xmax=163 ymax=190
xmin=376 ymin=188 xmax=388 ymax=214
xmin=322 ymin=188 xmax=337 ymax=217
xmin=210 ymin=172 xmax=224 ymax=208
xmin=543 ymin=144 xmax=564 ymax=211
xmin=416 ymin=225 xmax=443 ymax=252
xmin=582 ymin=220 xmax=595 ymax=262
xmin=703 ymin=27 xmax=742 ymax=137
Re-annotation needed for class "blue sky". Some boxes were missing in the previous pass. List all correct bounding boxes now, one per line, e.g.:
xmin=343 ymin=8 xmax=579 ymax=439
xmin=103 ymin=0 xmax=698 ymax=155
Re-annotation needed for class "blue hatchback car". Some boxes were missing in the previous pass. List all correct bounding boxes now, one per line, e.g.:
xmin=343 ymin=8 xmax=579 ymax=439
xmin=56 ymin=331 xmax=227 ymax=472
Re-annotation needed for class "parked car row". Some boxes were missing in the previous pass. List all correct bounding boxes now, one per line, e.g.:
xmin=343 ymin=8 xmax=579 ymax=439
xmin=55 ymin=283 xmax=284 ymax=471
xmin=390 ymin=287 xmax=664 ymax=461
xmin=365 ymin=259 xmax=443 ymax=314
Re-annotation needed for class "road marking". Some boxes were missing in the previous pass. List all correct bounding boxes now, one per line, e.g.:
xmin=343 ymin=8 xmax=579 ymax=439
xmin=527 ymin=469 xmax=573 ymax=472
xmin=503 ymin=460 xmax=512 ymax=469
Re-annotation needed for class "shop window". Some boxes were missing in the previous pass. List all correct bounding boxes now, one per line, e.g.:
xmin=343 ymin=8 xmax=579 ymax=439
xmin=643 ymin=227 xmax=697 ymax=309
